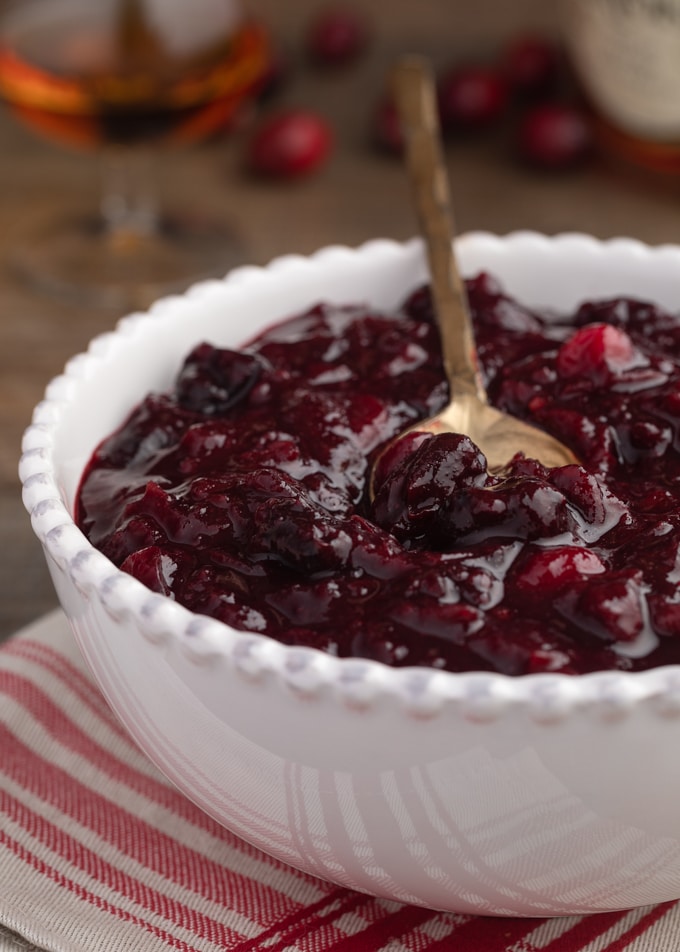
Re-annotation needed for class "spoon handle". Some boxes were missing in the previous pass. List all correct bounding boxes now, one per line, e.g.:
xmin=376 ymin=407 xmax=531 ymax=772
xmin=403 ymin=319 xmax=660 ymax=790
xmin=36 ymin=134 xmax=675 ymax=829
xmin=391 ymin=56 xmax=486 ymax=401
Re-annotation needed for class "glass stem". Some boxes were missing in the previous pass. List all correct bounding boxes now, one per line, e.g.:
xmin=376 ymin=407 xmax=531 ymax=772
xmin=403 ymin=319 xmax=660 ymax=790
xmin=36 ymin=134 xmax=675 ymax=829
xmin=99 ymin=148 xmax=160 ymax=246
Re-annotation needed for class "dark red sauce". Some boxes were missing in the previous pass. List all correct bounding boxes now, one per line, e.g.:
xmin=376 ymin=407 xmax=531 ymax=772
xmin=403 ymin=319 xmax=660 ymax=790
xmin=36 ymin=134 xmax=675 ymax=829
xmin=76 ymin=273 xmax=680 ymax=675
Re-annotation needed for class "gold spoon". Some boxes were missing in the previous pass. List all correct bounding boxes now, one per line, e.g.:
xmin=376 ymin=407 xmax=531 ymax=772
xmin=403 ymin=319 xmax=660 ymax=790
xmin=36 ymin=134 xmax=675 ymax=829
xmin=371 ymin=57 xmax=577 ymax=496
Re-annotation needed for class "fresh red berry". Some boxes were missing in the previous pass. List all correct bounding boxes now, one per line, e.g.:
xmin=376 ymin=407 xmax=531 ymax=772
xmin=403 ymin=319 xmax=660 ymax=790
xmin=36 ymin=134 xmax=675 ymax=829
xmin=556 ymin=324 xmax=638 ymax=384
xmin=247 ymin=110 xmax=332 ymax=178
xmin=517 ymin=102 xmax=592 ymax=169
xmin=306 ymin=5 xmax=369 ymax=66
xmin=437 ymin=66 xmax=507 ymax=131
xmin=502 ymin=34 xmax=562 ymax=98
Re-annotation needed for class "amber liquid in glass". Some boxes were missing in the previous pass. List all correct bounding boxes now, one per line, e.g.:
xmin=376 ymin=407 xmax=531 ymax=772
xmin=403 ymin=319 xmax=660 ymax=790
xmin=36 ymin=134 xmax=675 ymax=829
xmin=0 ymin=0 xmax=269 ymax=149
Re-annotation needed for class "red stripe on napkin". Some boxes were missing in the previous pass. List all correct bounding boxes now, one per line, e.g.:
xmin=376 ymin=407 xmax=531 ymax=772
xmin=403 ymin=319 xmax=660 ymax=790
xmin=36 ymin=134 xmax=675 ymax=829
xmin=0 ymin=827 xmax=200 ymax=952
xmin=0 ymin=769 xmax=248 ymax=946
xmin=1 ymin=645 xmax=284 ymax=844
xmin=235 ymin=892 xmax=374 ymax=952
xmin=540 ymin=910 xmax=637 ymax=951
xmin=602 ymin=903 xmax=676 ymax=951
xmin=323 ymin=904 xmax=436 ymax=951
xmin=430 ymin=914 xmax=542 ymax=950
xmin=4 ymin=637 xmax=132 ymax=735
xmin=0 ymin=721 xmax=312 ymax=927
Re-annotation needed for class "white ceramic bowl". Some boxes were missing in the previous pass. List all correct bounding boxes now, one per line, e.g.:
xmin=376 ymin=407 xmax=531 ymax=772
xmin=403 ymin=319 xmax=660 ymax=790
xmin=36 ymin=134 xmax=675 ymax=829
xmin=20 ymin=232 xmax=680 ymax=917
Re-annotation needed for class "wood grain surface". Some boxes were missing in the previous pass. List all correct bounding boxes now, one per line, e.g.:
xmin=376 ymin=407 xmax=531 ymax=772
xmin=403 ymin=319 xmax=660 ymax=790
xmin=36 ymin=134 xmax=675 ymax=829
xmin=3 ymin=0 xmax=679 ymax=640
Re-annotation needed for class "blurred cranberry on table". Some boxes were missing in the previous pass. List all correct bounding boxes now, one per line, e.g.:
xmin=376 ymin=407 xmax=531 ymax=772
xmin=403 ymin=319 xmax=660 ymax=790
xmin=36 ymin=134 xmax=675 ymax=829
xmin=517 ymin=102 xmax=592 ymax=169
xmin=502 ymin=34 xmax=562 ymax=98
xmin=246 ymin=110 xmax=333 ymax=178
xmin=372 ymin=97 xmax=402 ymax=153
xmin=305 ymin=5 xmax=369 ymax=66
xmin=437 ymin=66 xmax=508 ymax=131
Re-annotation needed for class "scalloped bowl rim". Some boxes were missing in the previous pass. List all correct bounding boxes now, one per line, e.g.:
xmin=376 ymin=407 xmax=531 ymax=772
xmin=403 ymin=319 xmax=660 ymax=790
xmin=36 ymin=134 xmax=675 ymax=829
xmin=20 ymin=229 xmax=680 ymax=716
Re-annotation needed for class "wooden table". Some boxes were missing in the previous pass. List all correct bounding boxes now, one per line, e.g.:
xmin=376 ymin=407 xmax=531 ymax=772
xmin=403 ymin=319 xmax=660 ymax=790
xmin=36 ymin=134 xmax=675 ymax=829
xmin=2 ymin=0 xmax=680 ymax=641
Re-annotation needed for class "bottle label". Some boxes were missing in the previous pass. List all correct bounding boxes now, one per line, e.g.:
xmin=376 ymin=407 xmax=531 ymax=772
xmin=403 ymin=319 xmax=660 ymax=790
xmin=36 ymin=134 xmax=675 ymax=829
xmin=562 ymin=0 xmax=680 ymax=139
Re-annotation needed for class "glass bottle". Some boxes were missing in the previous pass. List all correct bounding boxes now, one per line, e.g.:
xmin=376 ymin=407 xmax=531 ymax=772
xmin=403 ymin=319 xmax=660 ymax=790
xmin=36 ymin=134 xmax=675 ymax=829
xmin=561 ymin=0 xmax=680 ymax=174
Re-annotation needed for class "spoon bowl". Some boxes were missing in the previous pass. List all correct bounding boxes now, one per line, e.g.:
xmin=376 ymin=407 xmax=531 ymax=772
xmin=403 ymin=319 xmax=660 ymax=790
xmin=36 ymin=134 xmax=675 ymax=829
xmin=401 ymin=386 xmax=578 ymax=471
xmin=371 ymin=58 xmax=577 ymax=494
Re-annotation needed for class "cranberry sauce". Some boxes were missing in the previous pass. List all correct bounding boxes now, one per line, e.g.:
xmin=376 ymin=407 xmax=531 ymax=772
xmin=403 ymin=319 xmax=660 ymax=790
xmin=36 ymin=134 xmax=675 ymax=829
xmin=76 ymin=274 xmax=680 ymax=675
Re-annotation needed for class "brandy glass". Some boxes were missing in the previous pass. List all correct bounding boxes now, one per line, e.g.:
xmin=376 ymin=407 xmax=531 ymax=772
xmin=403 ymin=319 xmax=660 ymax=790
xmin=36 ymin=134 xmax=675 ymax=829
xmin=0 ymin=0 xmax=270 ymax=308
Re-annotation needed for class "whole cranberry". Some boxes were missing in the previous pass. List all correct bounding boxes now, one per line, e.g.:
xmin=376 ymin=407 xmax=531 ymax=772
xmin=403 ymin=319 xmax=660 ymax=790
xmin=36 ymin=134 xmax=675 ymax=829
xmin=556 ymin=324 xmax=638 ymax=384
xmin=517 ymin=102 xmax=592 ymax=169
xmin=502 ymin=34 xmax=562 ymax=98
xmin=247 ymin=110 xmax=333 ymax=178
xmin=437 ymin=66 xmax=507 ymax=131
xmin=306 ymin=5 xmax=369 ymax=66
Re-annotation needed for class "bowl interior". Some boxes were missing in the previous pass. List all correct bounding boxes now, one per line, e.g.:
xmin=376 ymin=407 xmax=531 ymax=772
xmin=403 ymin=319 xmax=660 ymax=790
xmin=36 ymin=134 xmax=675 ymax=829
xmin=49 ymin=233 xmax=680 ymax=513
xmin=52 ymin=240 xmax=430 ymax=509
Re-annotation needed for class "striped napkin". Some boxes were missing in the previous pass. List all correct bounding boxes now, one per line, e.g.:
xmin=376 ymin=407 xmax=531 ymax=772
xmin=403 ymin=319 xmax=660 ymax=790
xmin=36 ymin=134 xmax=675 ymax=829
xmin=1 ymin=611 xmax=680 ymax=952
